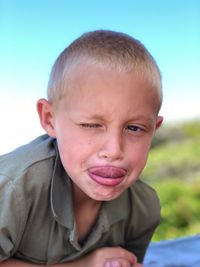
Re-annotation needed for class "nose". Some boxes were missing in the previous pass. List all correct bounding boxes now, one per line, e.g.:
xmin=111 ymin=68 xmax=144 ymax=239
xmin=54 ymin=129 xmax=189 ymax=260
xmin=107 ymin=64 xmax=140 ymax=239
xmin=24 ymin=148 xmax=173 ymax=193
xmin=98 ymin=131 xmax=124 ymax=161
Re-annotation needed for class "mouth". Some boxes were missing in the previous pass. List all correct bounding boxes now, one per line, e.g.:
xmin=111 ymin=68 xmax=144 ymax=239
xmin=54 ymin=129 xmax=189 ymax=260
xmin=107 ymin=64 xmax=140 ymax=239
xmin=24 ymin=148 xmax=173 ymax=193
xmin=88 ymin=166 xmax=127 ymax=186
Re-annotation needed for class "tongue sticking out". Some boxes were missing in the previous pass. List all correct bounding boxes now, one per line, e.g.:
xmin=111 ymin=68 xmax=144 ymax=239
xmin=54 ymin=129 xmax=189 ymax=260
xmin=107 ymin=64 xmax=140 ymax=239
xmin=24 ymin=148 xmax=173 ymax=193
xmin=88 ymin=166 xmax=127 ymax=186
xmin=89 ymin=166 xmax=126 ymax=178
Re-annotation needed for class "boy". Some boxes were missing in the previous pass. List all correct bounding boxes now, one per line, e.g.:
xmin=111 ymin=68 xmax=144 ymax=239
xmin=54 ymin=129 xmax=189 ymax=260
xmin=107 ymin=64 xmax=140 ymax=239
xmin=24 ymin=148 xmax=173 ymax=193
xmin=0 ymin=30 xmax=163 ymax=266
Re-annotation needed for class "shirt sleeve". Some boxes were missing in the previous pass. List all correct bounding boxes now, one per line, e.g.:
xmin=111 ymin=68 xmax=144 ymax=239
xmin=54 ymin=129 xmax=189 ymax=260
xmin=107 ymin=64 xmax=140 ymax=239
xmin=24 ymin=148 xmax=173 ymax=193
xmin=123 ymin=223 xmax=159 ymax=263
xmin=0 ymin=175 xmax=25 ymax=262
xmin=122 ymin=181 xmax=161 ymax=263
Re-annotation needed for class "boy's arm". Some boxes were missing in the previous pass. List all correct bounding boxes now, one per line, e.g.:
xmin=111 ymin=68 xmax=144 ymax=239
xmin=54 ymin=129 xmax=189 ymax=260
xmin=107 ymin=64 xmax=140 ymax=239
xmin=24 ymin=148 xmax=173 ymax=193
xmin=0 ymin=175 xmax=26 ymax=262
xmin=0 ymin=247 xmax=143 ymax=267
xmin=123 ymin=183 xmax=161 ymax=263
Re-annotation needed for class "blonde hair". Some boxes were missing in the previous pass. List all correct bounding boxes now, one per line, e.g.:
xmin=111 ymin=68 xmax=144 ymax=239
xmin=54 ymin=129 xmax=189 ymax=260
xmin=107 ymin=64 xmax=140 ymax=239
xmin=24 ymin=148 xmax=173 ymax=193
xmin=47 ymin=30 xmax=162 ymax=111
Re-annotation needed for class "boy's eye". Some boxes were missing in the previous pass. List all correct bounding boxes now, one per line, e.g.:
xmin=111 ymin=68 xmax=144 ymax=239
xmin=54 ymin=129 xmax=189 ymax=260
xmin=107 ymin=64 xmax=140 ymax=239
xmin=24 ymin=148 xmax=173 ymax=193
xmin=80 ymin=123 xmax=102 ymax=128
xmin=125 ymin=125 xmax=143 ymax=132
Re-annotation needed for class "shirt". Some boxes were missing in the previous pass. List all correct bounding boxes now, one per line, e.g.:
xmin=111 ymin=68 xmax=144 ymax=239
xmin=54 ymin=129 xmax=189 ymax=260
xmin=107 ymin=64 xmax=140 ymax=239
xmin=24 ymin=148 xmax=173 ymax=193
xmin=0 ymin=135 xmax=160 ymax=264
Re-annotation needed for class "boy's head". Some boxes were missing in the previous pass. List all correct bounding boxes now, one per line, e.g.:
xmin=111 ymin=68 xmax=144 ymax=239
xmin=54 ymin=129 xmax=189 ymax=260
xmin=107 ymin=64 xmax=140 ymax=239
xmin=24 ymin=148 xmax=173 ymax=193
xmin=47 ymin=30 xmax=162 ymax=111
xmin=37 ymin=30 xmax=163 ymax=202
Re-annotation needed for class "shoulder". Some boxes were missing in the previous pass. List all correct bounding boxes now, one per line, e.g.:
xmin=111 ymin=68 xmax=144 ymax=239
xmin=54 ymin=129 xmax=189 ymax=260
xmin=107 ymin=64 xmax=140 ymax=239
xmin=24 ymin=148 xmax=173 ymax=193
xmin=0 ymin=135 xmax=60 ymax=260
xmin=0 ymin=134 xmax=59 ymax=219
xmin=103 ymin=179 xmax=160 ymax=229
xmin=127 ymin=180 xmax=161 ymax=224
xmin=129 ymin=179 xmax=160 ymax=205
xmin=0 ymin=134 xmax=57 ymax=182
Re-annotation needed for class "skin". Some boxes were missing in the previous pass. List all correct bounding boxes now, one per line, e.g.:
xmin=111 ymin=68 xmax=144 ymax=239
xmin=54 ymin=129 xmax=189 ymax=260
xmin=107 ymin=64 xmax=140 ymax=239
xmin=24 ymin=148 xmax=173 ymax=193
xmin=39 ymin=65 xmax=162 ymax=204
xmin=1 ymin=64 xmax=162 ymax=267
xmin=0 ymin=247 xmax=143 ymax=266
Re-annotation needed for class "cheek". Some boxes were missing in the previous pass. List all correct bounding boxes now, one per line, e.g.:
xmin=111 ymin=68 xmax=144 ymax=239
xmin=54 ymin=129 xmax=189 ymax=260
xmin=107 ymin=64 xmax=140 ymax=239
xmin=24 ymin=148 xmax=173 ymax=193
xmin=57 ymin=133 xmax=95 ymax=169
xmin=127 ymin=139 xmax=151 ymax=167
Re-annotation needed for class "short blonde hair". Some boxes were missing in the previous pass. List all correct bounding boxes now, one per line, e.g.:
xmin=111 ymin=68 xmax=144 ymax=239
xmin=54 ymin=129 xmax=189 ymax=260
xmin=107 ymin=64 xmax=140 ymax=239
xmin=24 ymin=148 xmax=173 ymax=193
xmin=47 ymin=30 xmax=162 ymax=111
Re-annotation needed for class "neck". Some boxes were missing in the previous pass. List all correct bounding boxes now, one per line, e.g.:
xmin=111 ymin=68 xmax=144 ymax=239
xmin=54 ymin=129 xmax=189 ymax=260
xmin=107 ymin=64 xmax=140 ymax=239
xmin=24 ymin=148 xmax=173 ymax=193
xmin=72 ymin=183 xmax=102 ymax=243
xmin=72 ymin=183 xmax=102 ymax=210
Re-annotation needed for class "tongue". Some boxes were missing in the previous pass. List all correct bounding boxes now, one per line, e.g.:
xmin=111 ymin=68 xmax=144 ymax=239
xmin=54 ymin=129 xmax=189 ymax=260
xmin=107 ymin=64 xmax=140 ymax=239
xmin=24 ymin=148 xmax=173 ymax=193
xmin=89 ymin=166 xmax=126 ymax=178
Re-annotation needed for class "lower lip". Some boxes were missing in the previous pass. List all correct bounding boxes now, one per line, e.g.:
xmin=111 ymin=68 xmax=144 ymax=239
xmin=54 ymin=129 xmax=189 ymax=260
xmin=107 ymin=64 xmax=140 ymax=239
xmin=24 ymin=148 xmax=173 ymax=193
xmin=88 ymin=172 xmax=125 ymax=186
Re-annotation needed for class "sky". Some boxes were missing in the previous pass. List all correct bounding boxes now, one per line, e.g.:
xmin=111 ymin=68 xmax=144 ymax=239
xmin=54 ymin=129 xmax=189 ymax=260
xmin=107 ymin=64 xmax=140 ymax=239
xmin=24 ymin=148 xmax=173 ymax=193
xmin=0 ymin=0 xmax=200 ymax=154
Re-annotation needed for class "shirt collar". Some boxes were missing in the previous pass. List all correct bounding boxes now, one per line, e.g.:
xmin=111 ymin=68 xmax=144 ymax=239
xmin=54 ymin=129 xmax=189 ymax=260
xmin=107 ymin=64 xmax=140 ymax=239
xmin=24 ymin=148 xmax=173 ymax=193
xmin=50 ymin=140 xmax=74 ymax=230
xmin=101 ymin=191 xmax=128 ymax=231
xmin=50 ymin=140 xmax=128 ymax=231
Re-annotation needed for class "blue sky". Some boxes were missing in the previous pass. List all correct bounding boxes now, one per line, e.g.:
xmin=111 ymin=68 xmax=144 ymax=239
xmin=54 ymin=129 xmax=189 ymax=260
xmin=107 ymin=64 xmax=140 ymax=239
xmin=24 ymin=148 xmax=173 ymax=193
xmin=0 ymin=0 xmax=200 ymax=153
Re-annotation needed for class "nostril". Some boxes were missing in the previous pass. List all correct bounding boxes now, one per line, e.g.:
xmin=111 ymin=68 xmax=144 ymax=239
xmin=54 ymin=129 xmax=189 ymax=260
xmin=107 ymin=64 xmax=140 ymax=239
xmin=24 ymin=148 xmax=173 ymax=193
xmin=97 ymin=132 xmax=124 ymax=160
xmin=98 ymin=144 xmax=123 ymax=160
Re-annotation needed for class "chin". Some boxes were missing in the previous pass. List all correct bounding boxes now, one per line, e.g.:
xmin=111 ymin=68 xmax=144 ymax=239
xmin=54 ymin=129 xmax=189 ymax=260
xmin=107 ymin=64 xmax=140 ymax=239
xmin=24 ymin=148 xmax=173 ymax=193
xmin=90 ymin=190 xmax=122 ymax=202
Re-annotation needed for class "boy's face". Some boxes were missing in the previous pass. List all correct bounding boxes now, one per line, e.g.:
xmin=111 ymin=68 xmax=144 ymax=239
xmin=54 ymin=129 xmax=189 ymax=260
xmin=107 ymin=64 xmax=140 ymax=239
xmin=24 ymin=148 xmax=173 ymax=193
xmin=40 ymin=65 xmax=162 ymax=202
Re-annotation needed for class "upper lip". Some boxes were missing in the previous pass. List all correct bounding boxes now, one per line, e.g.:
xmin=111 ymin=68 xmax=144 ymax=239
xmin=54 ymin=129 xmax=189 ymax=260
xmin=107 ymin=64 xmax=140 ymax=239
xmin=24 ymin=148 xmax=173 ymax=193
xmin=88 ymin=166 xmax=127 ymax=178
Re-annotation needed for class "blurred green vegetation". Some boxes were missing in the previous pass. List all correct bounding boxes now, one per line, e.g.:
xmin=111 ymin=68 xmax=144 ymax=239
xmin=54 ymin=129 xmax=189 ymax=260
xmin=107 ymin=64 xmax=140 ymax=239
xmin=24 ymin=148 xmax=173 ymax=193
xmin=143 ymin=120 xmax=200 ymax=241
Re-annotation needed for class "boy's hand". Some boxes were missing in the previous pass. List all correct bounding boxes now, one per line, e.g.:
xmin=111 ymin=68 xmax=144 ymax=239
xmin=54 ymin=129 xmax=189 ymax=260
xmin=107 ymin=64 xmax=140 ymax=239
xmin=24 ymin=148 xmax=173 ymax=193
xmin=80 ymin=246 xmax=143 ymax=267
xmin=0 ymin=247 xmax=143 ymax=267
xmin=104 ymin=260 xmax=143 ymax=267
xmin=104 ymin=259 xmax=143 ymax=267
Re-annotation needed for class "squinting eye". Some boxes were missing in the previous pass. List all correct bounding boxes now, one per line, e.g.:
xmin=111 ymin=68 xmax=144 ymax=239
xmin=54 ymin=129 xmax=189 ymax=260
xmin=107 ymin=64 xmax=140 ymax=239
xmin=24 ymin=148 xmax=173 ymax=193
xmin=126 ymin=125 xmax=142 ymax=132
xmin=80 ymin=123 xmax=102 ymax=128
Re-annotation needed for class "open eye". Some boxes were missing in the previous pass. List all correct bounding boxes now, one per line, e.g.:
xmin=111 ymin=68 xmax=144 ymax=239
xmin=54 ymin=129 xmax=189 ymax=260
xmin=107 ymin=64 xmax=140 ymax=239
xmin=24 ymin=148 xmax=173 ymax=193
xmin=125 ymin=125 xmax=143 ymax=132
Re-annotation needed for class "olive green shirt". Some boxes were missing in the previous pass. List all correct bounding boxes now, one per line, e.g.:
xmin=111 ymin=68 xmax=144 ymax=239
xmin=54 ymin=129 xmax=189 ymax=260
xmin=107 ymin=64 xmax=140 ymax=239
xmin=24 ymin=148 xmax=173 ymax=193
xmin=0 ymin=135 xmax=160 ymax=264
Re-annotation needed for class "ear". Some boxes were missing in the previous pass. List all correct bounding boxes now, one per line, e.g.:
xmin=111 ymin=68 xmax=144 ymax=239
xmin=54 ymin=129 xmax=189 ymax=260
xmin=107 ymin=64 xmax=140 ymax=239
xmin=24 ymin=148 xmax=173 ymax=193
xmin=37 ymin=98 xmax=56 ymax=137
xmin=155 ymin=115 xmax=163 ymax=130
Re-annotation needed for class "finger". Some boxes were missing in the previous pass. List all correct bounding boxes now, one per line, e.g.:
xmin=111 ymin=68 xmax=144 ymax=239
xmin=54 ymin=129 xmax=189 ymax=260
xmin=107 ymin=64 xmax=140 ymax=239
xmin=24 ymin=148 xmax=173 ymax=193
xmin=104 ymin=258 xmax=132 ymax=267
xmin=132 ymin=263 xmax=144 ymax=267
xmin=111 ymin=261 xmax=120 ymax=267
xmin=104 ymin=261 xmax=120 ymax=267
xmin=105 ymin=247 xmax=137 ymax=264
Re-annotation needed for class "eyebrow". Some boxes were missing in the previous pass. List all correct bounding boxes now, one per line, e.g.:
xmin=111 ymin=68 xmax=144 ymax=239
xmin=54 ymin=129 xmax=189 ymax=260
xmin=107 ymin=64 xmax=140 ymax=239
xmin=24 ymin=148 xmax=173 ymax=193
xmin=128 ymin=114 xmax=155 ymax=123
xmin=80 ymin=112 xmax=155 ymax=124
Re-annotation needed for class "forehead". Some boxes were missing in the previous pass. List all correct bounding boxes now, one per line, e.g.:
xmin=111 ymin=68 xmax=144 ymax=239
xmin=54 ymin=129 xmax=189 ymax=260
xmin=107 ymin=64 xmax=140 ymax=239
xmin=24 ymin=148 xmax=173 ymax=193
xmin=64 ymin=62 xmax=154 ymax=93
xmin=58 ymin=64 xmax=160 ymax=117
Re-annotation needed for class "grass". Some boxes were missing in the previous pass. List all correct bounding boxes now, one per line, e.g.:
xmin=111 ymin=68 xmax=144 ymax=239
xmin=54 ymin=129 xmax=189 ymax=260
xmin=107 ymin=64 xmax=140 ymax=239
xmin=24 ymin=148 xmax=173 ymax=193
xmin=142 ymin=119 xmax=200 ymax=241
